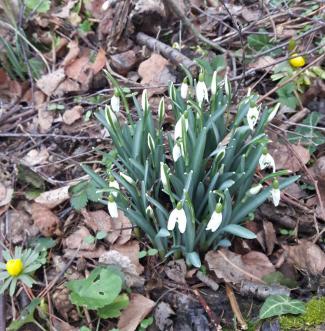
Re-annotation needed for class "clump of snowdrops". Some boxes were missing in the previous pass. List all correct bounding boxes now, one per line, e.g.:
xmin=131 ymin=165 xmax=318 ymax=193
xmin=83 ymin=71 xmax=298 ymax=267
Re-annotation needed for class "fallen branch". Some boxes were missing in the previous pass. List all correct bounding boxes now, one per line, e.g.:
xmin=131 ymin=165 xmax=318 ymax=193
xmin=136 ymin=32 xmax=197 ymax=74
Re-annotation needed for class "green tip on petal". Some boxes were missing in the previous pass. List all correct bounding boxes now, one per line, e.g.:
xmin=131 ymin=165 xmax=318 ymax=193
xmin=108 ymin=194 xmax=115 ymax=202
xmin=216 ymin=202 xmax=223 ymax=213
xmin=272 ymin=179 xmax=279 ymax=189
xmin=176 ymin=202 xmax=183 ymax=210
xmin=198 ymin=72 xmax=204 ymax=82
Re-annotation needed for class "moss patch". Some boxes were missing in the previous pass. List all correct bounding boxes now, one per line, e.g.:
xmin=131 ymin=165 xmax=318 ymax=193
xmin=280 ymin=297 xmax=325 ymax=330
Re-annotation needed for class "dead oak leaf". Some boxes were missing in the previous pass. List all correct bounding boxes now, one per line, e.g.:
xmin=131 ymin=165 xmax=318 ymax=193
xmin=205 ymin=249 xmax=275 ymax=284
xmin=284 ymin=240 xmax=325 ymax=275
xmin=118 ymin=293 xmax=155 ymax=331
xmin=36 ymin=68 xmax=66 ymax=96
xmin=138 ymin=53 xmax=176 ymax=96
xmin=31 ymin=203 xmax=61 ymax=237
xmin=34 ymin=185 xmax=70 ymax=209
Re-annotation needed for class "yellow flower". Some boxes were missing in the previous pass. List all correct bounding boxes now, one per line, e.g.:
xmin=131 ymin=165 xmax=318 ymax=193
xmin=6 ymin=259 xmax=24 ymax=277
xmin=289 ymin=53 xmax=305 ymax=68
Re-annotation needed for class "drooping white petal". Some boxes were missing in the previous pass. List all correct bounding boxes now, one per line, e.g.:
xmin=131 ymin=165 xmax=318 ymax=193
xmin=160 ymin=162 xmax=168 ymax=187
xmin=105 ymin=106 xmax=118 ymax=126
xmin=267 ymin=103 xmax=280 ymax=122
xmin=196 ymin=81 xmax=209 ymax=105
xmin=109 ymin=180 xmax=120 ymax=197
xmin=247 ymin=106 xmax=260 ymax=130
xmin=259 ymin=153 xmax=276 ymax=172
xmin=181 ymin=82 xmax=188 ymax=99
xmin=206 ymin=211 xmax=222 ymax=232
xmin=248 ymin=184 xmax=263 ymax=195
xmin=211 ymin=71 xmax=217 ymax=96
xmin=141 ymin=89 xmax=148 ymax=112
xmin=271 ymin=188 xmax=281 ymax=207
xmin=111 ymin=95 xmax=120 ymax=112
xmin=168 ymin=208 xmax=187 ymax=233
xmin=101 ymin=0 xmax=109 ymax=11
xmin=172 ymin=144 xmax=182 ymax=162
xmin=120 ymin=172 xmax=135 ymax=185
xmin=108 ymin=201 xmax=118 ymax=217
xmin=174 ymin=115 xmax=188 ymax=140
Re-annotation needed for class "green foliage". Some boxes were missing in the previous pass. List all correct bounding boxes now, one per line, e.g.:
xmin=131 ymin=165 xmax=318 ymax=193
xmin=288 ymin=112 xmax=325 ymax=153
xmin=70 ymin=180 xmax=102 ymax=210
xmin=8 ymin=299 xmax=42 ymax=331
xmin=279 ymin=297 xmax=325 ymax=330
xmin=259 ymin=295 xmax=305 ymax=319
xmin=84 ymin=230 xmax=107 ymax=244
xmin=138 ymin=316 xmax=154 ymax=331
xmin=195 ymin=55 xmax=226 ymax=86
xmin=67 ymin=267 xmax=129 ymax=319
xmin=85 ymin=70 xmax=298 ymax=266
xmin=262 ymin=271 xmax=298 ymax=288
xmin=24 ymin=0 xmax=51 ymax=13
xmin=139 ymin=248 xmax=159 ymax=259
xmin=247 ymin=31 xmax=271 ymax=51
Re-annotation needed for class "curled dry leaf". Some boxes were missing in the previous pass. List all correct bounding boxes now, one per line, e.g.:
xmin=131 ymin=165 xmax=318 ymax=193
xmin=138 ymin=53 xmax=176 ymax=96
xmin=64 ymin=226 xmax=96 ymax=251
xmin=36 ymin=68 xmax=66 ymax=96
xmin=63 ymin=105 xmax=83 ymax=125
xmin=284 ymin=240 xmax=325 ymax=275
xmin=0 ymin=182 xmax=13 ymax=207
xmin=31 ymin=203 xmax=61 ymax=237
xmin=269 ymin=142 xmax=310 ymax=172
xmin=62 ymin=40 xmax=80 ymax=67
xmin=34 ymin=185 xmax=70 ymax=209
xmin=205 ymin=249 xmax=275 ymax=284
xmin=21 ymin=146 xmax=49 ymax=167
xmin=99 ymin=249 xmax=145 ymax=287
xmin=117 ymin=293 xmax=155 ymax=331
xmin=165 ymin=259 xmax=187 ymax=284
xmin=112 ymin=240 xmax=144 ymax=274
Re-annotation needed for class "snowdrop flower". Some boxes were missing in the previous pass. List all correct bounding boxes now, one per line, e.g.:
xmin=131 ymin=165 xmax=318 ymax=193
xmin=160 ymin=162 xmax=169 ymax=187
xmin=158 ymin=97 xmax=165 ymax=125
xmin=108 ymin=175 xmax=119 ymax=197
xmin=206 ymin=203 xmax=223 ymax=232
xmin=105 ymin=105 xmax=118 ymax=126
xmin=180 ymin=78 xmax=189 ymax=99
xmin=267 ymin=103 xmax=280 ymax=123
xmin=111 ymin=89 xmax=120 ymax=112
xmin=141 ymin=89 xmax=149 ymax=112
xmin=120 ymin=172 xmax=135 ymax=185
xmin=271 ymin=179 xmax=281 ymax=207
xmin=167 ymin=202 xmax=187 ymax=233
xmin=248 ymin=183 xmax=263 ymax=196
xmin=247 ymin=106 xmax=260 ymax=130
xmin=108 ymin=194 xmax=118 ymax=218
xmin=174 ymin=113 xmax=188 ymax=140
xmin=224 ymin=75 xmax=230 ymax=97
xmin=172 ymin=143 xmax=182 ymax=162
xmin=147 ymin=133 xmax=155 ymax=152
xmin=196 ymin=72 xmax=208 ymax=105
xmin=101 ymin=0 xmax=109 ymax=11
xmin=211 ymin=71 xmax=217 ymax=96
xmin=259 ymin=148 xmax=276 ymax=172
xmin=146 ymin=205 xmax=154 ymax=218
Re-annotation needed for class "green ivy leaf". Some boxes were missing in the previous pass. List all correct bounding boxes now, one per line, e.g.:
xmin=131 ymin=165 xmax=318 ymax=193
xmin=24 ymin=0 xmax=51 ymax=13
xmin=248 ymin=32 xmax=270 ymax=51
xmin=259 ymin=295 xmax=305 ymax=319
xmin=67 ymin=267 xmax=123 ymax=310
xmin=97 ymin=293 xmax=129 ymax=318
xmin=70 ymin=191 xmax=88 ymax=211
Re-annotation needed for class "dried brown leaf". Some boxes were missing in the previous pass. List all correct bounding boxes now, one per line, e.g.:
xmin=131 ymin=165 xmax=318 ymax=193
xmin=34 ymin=185 xmax=70 ymax=209
xmin=31 ymin=203 xmax=61 ymax=237
xmin=64 ymin=226 xmax=95 ymax=251
xmin=118 ymin=293 xmax=155 ymax=331
xmin=115 ymin=211 xmax=132 ymax=245
xmin=0 ymin=182 xmax=13 ymax=207
xmin=284 ymin=240 xmax=325 ymax=275
xmin=62 ymin=40 xmax=80 ymax=66
xmin=249 ymin=56 xmax=276 ymax=71
xmin=36 ymin=68 xmax=65 ymax=96
xmin=138 ymin=53 xmax=176 ymax=96
xmin=22 ymin=146 xmax=49 ymax=167
xmin=165 ymin=259 xmax=187 ymax=284
xmin=205 ymin=249 xmax=275 ymax=284
xmin=63 ymin=105 xmax=83 ymax=125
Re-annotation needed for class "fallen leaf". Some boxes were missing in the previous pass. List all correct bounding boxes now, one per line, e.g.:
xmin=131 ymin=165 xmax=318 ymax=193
xmin=115 ymin=211 xmax=133 ymax=245
xmin=154 ymin=302 xmax=174 ymax=331
xmin=263 ymin=221 xmax=277 ymax=256
xmin=36 ymin=68 xmax=66 ymax=96
xmin=99 ymin=249 xmax=145 ymax=287
xmin=165 ymin=259 xmax=187 ymax=284
xmin=205 ymin=249 xmax=275 ymax=284
xmin=54 ymin=78 xmax=80 ymax=96
xmin=118 ymin=293 xmax=155 ymax=331
xmin=249 ymin=56 xmax=276 ymax=71
xmin=63 ymin=105 xmax=83 ymax=125
xmin=22 ymin=146 xmax=49 ymax=167
xmin=0 ymin=182 xmax=13 ymax=207
xmin=268 ymin=142 xmax=310 ymax=172
xmin=53 ymin=0 xmax=78 ymax=19
xmin=90 ymin=48 xmax=107 ymax=74
xmin=241 ymin=7 xmax=261 ymax=21
xmin=138 ymin=53 xmax=176 ymax=96
xmin=82 ymin=209 xmax=119 ymax=244
xmin=62 ymin=40 xmax=80 ymax=66
xmin=112 ymin=240 xmax=144 ymax=274
xmin=34 ymin=185 xmax=70 ymax=208
xmin=64 ymin=226 xmax=96 ymax=251
xmin=31 ymin=203 xmax=61 ymax=237
xmin=284 ymin=240 xmax=325 ymax=275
